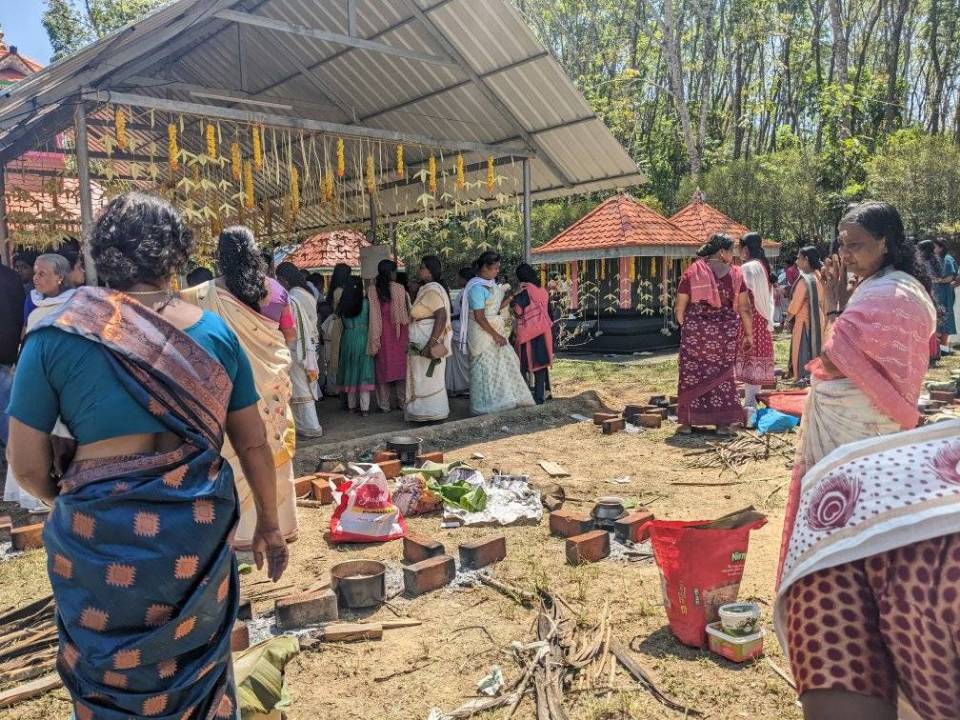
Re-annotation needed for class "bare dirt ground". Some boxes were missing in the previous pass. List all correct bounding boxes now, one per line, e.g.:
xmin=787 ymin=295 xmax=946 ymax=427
xmin=2 ymin=344 xmax=958 ymax=720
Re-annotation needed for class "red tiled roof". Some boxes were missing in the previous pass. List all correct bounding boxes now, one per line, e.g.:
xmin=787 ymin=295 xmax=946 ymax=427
xmin=669 ymin=193 xmax=779 ymax=249
xmin=286 ymin=230 xmax=369 ymax=269
xmin=532 ymin=193 xmax=699 ymax=256
xmin=0 ymin=37 xmax=44 ymax=83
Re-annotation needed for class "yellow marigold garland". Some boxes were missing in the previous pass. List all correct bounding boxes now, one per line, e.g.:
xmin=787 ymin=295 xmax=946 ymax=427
xmin=428 ymin=154 xmax=437 ymax=194
xmin=231 ymin=142 xmax=242 ymax=181
xmin=599 ymin=259 xmax=606 ymax=281
xmin=167 ymin=123 xmax=179 ymax=172
xmin=114 ymin=107 xmax=127 ymax=151
xmin=290 ymin=166 xmax=300 ymax=215
xmin=252 ymin=126 xmax=263 ymax=171
xmin=455 ymin=154 xmax=465 ymax=189
xmin=206 ymin=123 xmax=217 ymax=160
xmin=243 ymin=160 xmax=254 ymax=209
xmin=366 ymin=155 xmax=376 ymax=195
xmin=324 ymin=170 xmax=335 ymax=201
xmin=650 ymin=257 xmax=658 ymax=278
xmin=396 ymin=144 xmax=405 ymax=178
xmin=486 ymin=156 xmax=495 ymax=193
xmin=629 ymin=257 xmax=637 ymax=283
xmin=336 ymin=138 xmax=345 ymax=177
xmin=540 ymin=266 xmax=547 ymax=287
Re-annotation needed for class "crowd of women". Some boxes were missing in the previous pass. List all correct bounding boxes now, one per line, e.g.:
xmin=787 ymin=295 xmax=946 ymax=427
xmin=678 ymin=200 xmax=960 ymax=720
xmin=675 ymin=219 xmax=958 ymax=436
xmin=0 ymin=189 xmax=558 ymax=720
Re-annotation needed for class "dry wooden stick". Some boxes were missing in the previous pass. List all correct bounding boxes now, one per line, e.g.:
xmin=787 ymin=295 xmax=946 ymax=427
xmin=0 ymin=673 xmax=62 ymax=708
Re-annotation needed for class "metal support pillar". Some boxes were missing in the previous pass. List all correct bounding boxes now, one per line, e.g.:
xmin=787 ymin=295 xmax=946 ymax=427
xmin=0 ymin=167 xmax=8 ymax=266
xmin=74 ymin=101 xmax=97 ymax=286
xmin=522 ymin=158 xmax=532 ymax=262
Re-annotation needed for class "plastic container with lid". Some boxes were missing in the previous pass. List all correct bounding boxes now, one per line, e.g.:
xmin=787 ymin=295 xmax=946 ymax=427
xmin=706 ymin=622 xmax=766 ymax=663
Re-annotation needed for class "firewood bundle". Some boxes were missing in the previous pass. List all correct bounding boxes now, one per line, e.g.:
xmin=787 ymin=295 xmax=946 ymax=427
xmin=0 ymin=595 xmax=57 ymax=689
xmin=436 ymin=591 xmax=701 ymax=719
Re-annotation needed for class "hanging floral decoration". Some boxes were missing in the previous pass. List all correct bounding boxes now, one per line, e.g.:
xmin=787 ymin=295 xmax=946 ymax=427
xmin=324 ymin=169 xmax=335 ymax=201
xmin=599 ymin=258 xmax=606 ymax=281
xmin=252 ymin=126 xmax=263 ymax=171
xmin=230 ymin=142 xmax=242 ymax=181
xmin=486 ymin=155 xmax=496 ymax=193
xmin=114 ymin=107 xmax=128 ymax=151
xmin=396 ymin=144 xmax=405 ymax=178
xmin=167 ymin=123 xmax=179 ymax=172
xmin=650 ymin=257 xmax=658 ymax=278
xmin=428 ymin=154 xmax=438 ymax=194
xmin=336 ymin=138 xmax=346 ymax=177
xmin=206 ymin=123 xmax=217 ymax=160
xmin=456 ymin=154 xmax=465 ymax=189
xmin=540 ymin=266 xmax=547 ymax=286
xmin=290 ymin=165 xmax=300 ymax=215
xmin=629 ymin=257 xmax=637 ymax=283
xmin=243 ymin=160 xmax=254 ymax=209
xmin=366 ymin=154 xmax=376 ymax=195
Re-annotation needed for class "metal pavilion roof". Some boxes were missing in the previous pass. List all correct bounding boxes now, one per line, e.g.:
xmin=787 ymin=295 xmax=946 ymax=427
xmin=0 ymin=0 xmax=644 ymax=235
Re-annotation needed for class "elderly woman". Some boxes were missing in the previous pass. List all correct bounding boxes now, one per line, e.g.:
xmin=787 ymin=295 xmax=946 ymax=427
xmin=406 ymin=255 xmax=451 ymax=422
xmin=674 ymin=234 xmax=753 ymax=436
xmin=4 ymin=253 xmax=77 ymax=513
xmin=774 ymin=202 xmax=952 ymax=720
xmin=8 ymin=193 xmax=288 ymax=720
xmin=276 ymin=262 xmax=323 ymax=439
xmin=181 ymin=226 xmax=299 ymax=552
xmin=461 ymin=251 xmax=534 ymax=415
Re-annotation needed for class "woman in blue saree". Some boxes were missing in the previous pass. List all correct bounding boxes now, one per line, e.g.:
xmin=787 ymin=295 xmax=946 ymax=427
xmin=7 ymin=192 xmax=288 ymax=720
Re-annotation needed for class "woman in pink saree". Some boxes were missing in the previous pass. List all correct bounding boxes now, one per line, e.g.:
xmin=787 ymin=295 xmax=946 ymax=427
xmin=674 ymin=234 xmax=754 ymax=435
xmin=774 ymin=202 xmax=954 ymax=720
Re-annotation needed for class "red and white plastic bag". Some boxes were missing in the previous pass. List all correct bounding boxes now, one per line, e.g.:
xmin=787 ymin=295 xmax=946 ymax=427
xmin=329 ymin=464 xmax=407 ymax=543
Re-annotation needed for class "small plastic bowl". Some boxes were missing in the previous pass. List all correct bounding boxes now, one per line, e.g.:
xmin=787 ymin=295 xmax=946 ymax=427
xmin=718 ymin=602 xmax=761 ymax=636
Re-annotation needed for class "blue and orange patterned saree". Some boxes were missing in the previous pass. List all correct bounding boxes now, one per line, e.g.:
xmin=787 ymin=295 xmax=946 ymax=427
xmin=35 ymin=288 xmax=240 ymax=720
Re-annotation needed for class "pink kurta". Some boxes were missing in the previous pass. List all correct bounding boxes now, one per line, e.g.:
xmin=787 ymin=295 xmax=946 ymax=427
xmin=374 ymin=298 xmax=409 ymax=384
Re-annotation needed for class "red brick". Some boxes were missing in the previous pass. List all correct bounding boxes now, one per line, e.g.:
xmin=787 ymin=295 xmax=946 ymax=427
xmin=602 ymin=418 xmax=626 ymax=434
xmin=11 ymin=524 xmax=44 ymax=551
xmin=593 ymin=412 xmax=619 ymax=425
xmin=237 ymin=600 xmax=255 ymax=621
xmin=566 ymin=530 xmax=610 ymax=566
xmin=930 ymin=390 xmax=957 ymax=403
xmin=374 ymin=450 xmax=398 ymax=464
xmin=549 ymin=509 xmax=594 ymax=538
xmin=403 ymin=534 xmax=445 ymax=564
xmin=417 ymin=451 xmax=445 ymax=465
xmin=458 ymin=536 xmax=506 ymax=569
xmin=294 ymin=475 xmax=316 ymax=498
xmin=315 ymin=472 xmax=346 ymax=488
xmin=636 ymin=414 xmax=662 ymax=429
xmin=310 ymin=479 xmax=334 ymax=505
xmin=614 ymin=510 xmax=655 ymax=544
xmin=275 ymin=589 xmax=338 ymax=629
xmin=403 ymin=555 xmax=455 ymax=596
xmin=378 ymin=459 xmax=402 ymax=479
xmin=230 ymin=621 xmax=250 ymax=651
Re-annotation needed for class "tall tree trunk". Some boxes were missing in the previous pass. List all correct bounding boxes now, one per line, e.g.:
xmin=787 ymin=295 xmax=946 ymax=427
xmin=828 ymin=0 xmax=851 ymax=137
xmin=732 ymin=46 xmax=745 ymax=159
xmin=658 ymin=0 xmax=701 ymax=178
xmin=883 ymin=0 xmax=910 ymax=130
xmin=696 ymin=0 xmax=717 ymax=164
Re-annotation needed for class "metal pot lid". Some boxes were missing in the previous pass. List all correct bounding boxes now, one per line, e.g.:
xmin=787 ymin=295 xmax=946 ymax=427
xmin=388 ymin=436 xmax=423 ymax=446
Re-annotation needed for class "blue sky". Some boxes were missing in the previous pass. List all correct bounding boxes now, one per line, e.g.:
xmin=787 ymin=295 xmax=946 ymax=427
xmin=2 ymin=0 xmax=54 ymax=64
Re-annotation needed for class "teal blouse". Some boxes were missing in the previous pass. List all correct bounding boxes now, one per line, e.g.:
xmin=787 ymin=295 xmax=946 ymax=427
xmin=8 ymin=311 xmax=259 ymax=445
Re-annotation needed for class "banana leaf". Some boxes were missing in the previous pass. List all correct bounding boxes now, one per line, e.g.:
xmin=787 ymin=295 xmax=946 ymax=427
xmin=427 ymin=478 xmax=487 ymax=512
xmin=234 ymin=636 xmax=300 ymax=718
